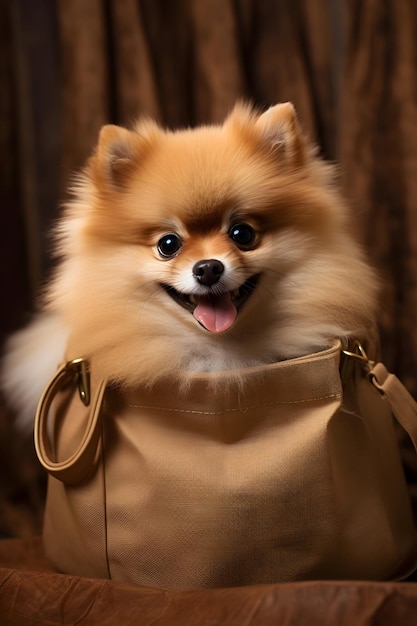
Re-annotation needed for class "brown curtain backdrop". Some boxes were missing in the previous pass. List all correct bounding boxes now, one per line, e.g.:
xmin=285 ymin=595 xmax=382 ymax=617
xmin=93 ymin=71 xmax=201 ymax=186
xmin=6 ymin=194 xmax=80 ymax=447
xmin=340 ymin=0 xmax=417 ymax=395
xmin=1 ymin=0 xmax=417 ymax=536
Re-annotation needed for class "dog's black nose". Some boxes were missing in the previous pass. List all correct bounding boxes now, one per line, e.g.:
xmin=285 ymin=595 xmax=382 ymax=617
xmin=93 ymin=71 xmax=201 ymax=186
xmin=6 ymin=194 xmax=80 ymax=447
xmin=193 ymin=259 xmax=225 ymax=286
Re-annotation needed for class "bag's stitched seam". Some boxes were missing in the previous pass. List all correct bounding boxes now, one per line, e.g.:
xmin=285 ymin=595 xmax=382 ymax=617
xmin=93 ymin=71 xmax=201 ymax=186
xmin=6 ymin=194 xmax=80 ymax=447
xmin=126 ymin=393 xmax=342 ymax=415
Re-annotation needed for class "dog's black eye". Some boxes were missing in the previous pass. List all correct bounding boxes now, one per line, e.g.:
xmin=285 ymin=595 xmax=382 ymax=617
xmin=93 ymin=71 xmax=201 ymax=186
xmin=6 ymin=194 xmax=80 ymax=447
xmin=228 ymin=223 xmax=256 ymax=249
xmin=157 ymin=233 xmax=183 ymax=258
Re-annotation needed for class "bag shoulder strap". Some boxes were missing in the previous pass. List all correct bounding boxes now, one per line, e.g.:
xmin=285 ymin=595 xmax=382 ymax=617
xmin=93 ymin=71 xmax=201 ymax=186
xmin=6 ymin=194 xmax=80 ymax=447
xmin=34 ymin=359 xmax=106 ymax=485
xmin=35 ymin=349 xmax=417 ymax=484
xmin=369 ymin=362 xmax=417 ymax=453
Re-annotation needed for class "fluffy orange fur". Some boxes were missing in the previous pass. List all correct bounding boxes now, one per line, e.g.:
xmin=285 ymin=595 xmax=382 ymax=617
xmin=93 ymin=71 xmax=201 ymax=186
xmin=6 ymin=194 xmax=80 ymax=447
xmin=42 ymin=102 xmax=377 ymax=389
xmin=2 ymin=102 xmax=378 ymax=426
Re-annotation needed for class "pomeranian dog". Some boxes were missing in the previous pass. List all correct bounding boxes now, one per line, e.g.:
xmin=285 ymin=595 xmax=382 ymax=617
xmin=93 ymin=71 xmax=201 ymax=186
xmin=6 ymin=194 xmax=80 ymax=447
xmin=2 ymin=102 xmax=377 ymax=430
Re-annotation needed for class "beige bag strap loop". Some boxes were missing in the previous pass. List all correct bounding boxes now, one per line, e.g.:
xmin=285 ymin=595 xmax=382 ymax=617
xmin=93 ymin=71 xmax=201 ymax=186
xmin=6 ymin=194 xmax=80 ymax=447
xmin=35 ymin=347 xmax=417 ymax=485
xmin=34 ymin=360 xmax=106 ymax=485
xmin=369 ymin=362 xmax=417 ymax=453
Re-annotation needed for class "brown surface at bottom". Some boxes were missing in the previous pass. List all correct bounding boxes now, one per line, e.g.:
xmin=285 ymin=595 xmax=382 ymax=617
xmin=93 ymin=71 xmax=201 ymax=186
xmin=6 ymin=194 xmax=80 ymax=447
xmin=1 ymin=538 xmax=417 ymax=626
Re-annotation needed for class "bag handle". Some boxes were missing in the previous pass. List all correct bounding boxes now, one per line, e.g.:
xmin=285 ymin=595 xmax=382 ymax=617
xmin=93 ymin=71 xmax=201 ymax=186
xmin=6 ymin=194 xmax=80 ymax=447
xmin=343 ymin=341 xmax=417 ymax=451
xmin=35 ymin=345 xmax=417 ymax=485
xmin=34 ymin=359 xmax=106 ymax=485
xmin=369 ymin=362 xmax=417 ymax=452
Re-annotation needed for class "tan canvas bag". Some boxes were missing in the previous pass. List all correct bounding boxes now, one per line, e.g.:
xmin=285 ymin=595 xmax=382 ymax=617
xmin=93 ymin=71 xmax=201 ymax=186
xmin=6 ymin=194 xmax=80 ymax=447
xmin=34 ymin=341 xmax=417 ymax=589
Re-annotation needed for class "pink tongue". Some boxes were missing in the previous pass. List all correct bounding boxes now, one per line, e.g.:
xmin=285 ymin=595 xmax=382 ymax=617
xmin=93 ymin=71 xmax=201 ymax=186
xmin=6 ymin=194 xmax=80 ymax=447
xmin=193 ymin=292 xmax=237 ymax=333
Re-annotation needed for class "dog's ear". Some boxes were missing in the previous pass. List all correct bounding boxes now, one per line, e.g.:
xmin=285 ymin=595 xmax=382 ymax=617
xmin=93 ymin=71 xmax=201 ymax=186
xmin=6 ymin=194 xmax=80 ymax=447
xmin=256 ymin=103 xmax=306 ymax=166
xmin=93 ymin=125 xmax=140 ymax=187
xmin=96 ymin=124 xmax=135 ymax=185
xmin=92 ymin=121 xmax=159 ymax=187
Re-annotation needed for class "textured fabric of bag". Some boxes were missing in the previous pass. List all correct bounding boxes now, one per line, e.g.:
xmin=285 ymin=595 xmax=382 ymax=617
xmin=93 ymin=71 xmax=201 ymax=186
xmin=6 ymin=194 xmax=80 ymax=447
xmin=40 ymin=342 xmax=417 ymax=589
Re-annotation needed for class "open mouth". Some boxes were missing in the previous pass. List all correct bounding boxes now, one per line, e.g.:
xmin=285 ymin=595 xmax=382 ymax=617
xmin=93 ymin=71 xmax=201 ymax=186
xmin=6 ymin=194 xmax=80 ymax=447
xmin=160 ymin=274 xmax=261 ymax=333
